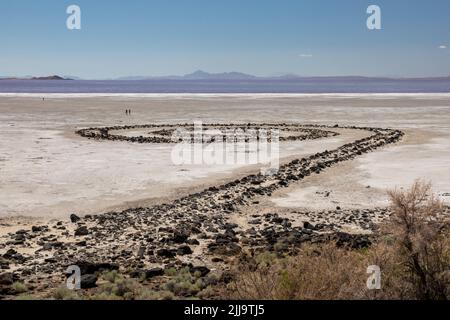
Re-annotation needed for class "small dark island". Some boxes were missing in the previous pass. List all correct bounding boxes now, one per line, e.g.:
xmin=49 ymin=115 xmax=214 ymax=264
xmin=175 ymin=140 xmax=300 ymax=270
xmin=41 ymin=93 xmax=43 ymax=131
xmin=31 ymin=75 xmax=71 ymax=80
xmin=0 ymin=75 xmax=72 ymax=80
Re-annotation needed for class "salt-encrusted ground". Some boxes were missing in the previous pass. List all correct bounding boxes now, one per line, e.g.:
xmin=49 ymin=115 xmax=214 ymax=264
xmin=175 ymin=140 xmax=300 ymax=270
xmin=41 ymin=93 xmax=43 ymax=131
xmin=0 ymin=94 xmax=449 ymax=220
xmin=1 ymin=94 xmax=449 ymax=298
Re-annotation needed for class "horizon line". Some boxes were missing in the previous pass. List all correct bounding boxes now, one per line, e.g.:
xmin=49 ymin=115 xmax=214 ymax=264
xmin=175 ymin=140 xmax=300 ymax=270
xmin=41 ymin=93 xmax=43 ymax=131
xmin=2 ymin=71 xmax=450 ymax=81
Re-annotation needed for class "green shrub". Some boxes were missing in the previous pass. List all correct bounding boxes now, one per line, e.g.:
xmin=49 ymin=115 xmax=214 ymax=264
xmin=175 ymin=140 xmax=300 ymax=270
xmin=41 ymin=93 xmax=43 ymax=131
xmin=220 ymin=181 xmax=450 ymax=300
xmin=52 ymin=287 xmax=80 ymax=300
xmin=11 ymin=282 xmax=28 ymax=294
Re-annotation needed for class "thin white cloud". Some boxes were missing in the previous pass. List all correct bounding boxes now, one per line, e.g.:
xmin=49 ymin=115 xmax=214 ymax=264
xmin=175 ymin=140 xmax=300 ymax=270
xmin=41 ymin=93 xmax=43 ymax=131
xmin=438 ymin=45 xmax=447 ymax=49
xmin=299 ymin=54 xmax=313 ymax=58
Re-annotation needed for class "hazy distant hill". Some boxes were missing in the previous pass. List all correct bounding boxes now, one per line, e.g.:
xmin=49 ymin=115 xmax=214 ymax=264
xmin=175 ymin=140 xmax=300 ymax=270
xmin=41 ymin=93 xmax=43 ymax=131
xmin=0 ymin=75 xmax=72 ymax=80
xmin=113 ymin=71 xmax=450 ymax=82
xmin=115 ymin=70 xmax=257 ymax=81
xmin=182 ymin=70 xmax=257 ymax=80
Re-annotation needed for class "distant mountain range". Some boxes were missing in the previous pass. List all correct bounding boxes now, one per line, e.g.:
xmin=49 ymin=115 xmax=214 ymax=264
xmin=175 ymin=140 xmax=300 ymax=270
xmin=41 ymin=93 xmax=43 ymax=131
xmin=115 ymin=70 xmax=258 ymax=81
xmin=113 ymin=71 xmax=450 ymax=81
xmin=1 ymin=71 xmax=450 ymax=81
xmin=115 ymin=71 xmax=392 ymax=81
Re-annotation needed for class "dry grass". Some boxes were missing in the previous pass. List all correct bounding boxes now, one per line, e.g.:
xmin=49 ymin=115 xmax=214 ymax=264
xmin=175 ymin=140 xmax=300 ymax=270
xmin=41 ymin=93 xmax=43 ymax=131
xmin=220 ymin=181 xmax=450 ymax=300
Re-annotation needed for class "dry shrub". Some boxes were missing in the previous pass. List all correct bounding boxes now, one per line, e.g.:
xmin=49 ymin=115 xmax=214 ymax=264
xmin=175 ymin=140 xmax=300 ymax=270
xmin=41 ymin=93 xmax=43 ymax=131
xmin=385 ymin=180 xmax=450 ymax=300
xmin=227 ymin=244 xmax=369 ymax=300
xmin=222 ymin=180 xmax=450 ymax=300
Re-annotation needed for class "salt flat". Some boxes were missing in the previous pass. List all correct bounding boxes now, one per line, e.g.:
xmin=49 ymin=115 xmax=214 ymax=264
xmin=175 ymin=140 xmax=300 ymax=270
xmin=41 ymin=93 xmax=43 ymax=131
xmin=1 ymin=94 xmax=449 ymax=218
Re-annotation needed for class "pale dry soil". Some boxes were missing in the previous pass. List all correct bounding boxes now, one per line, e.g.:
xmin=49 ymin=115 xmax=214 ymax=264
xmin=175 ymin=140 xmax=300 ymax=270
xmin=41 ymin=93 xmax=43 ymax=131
xmin=1 ymin=94 xmax=450 ymax=236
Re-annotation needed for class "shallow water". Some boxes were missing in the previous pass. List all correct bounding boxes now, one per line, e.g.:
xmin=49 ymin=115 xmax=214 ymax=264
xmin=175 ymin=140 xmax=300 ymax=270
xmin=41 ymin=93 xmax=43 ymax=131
xmin=1 ymin=78 xmax=450 ymax=93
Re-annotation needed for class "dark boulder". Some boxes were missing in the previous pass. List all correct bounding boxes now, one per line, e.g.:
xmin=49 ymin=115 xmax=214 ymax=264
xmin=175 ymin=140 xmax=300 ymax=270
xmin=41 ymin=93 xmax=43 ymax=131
xmin=0 ymin=273 xmax=14 ymax=285
xmin=71 ymin=261 xmax=119 ymax=275
xmin=74 ymin=226 xmax=89 ymax=236
xmin=186 ymin=239 xmax=200 ymax=245
xmin=172 ymin=230 xmax=189 ymax=244
xmin=70 ymin=214 xmax=81 ymax=223
xmin=80 ymin=274 xmax=98 ymax=289
xmin=333 ymin=233 xmax=372 ymax=249
xmin=3 ymin=249 xmax=17 ymax=259
xmin=130 ymin=267 xmax=164 ymax=279
xmin=42 ymin=241 xmax=64 ymax=251
xmin=156 ymin=248 xmax=177 ymax=258
xmin=31 ymin=226 xmax=46 ymax=233
xmin=146 ymin=267 xmax=164 ymax=278
xmin=208 ymin=241 xmax=242 ymax=256
xmin=190 ymin=266 xmax=210 ymax=277
xmin=303 ymin=221 xmax=316 ymax=230
xmin=177 ymin=245 xmax=193 ymax=255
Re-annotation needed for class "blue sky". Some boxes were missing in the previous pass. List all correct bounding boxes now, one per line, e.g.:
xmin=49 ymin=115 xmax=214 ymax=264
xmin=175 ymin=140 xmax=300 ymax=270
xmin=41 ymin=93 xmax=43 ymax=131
xmin=1 ymin=0 xmax=449 ymax=78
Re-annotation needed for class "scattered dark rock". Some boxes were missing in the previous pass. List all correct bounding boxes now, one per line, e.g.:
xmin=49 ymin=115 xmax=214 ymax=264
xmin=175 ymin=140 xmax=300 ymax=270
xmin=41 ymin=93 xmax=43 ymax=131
xmin=80 ymin=274 xmax=98 ymax=289
xmin=208 ymin=242 xmax=242 ymax=256
xmin=74 ymin=226 xmax=89 ymax=236
xmin=303 ymin=221 xmax=316 ymax=230
xmin=42 ymin=241 xmax=64 ymax=251
xmin=190 ymin=266 xmax=210 ymax=277
xmin=73 ymin=261 xmax=119 ymax=275
xmin=70 ymin=214 xmax=81 ymax=223
xmin=186 ymin=239 xmax=200 ymax=245
xmin=3 ymin=249 xmax=17 ymax=259
xmin=177 ymin=245 xmax=193 ymax=255
xmin=332 ymin=233 xmax=372 ymax=249
xmin=130 ymin=267 xmax=165 ymax=279
xmin=146 ymin=267 xmax=164 ymax=278
xmin=31 ymin=226 xmax=45 ymax=233
xmin=172 ymin=230 xmax=190 ymax=244
xmin=0 ymin=273 xmax=14 ymax=285
xmin=156 ymin=248 xmax=177 ymax=258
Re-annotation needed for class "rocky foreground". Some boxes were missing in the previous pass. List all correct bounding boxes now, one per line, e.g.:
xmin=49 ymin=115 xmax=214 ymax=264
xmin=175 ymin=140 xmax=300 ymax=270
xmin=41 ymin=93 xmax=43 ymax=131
xmin=0 ymin=123 xmax=404 ymax=298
